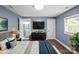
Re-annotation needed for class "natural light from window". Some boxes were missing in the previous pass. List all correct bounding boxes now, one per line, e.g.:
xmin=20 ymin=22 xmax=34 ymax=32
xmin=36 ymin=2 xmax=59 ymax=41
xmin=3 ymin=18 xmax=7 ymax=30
xmin=64 ymin=15 xmax=79 ymax=34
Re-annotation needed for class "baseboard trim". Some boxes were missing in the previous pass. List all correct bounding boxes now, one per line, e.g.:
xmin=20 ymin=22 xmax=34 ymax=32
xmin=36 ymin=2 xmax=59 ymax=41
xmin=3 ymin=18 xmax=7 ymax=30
xmin=52 ymin=45 xmax=61 ymax=54
xmin=49 ymin=39 xmax=61 ymax=54
xmin=55 ymin=38 xmax=72 ymax=52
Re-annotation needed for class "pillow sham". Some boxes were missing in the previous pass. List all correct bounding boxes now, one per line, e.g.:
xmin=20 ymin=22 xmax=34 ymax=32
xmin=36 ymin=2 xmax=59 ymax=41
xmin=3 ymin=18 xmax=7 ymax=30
xmin=9 ymin=39 xmax=17 ymax=49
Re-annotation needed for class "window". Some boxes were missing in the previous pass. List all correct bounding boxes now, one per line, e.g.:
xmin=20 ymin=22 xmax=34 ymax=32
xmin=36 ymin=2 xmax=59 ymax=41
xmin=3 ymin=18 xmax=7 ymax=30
xmin=64 ymin=14 xmax=79 ymax=34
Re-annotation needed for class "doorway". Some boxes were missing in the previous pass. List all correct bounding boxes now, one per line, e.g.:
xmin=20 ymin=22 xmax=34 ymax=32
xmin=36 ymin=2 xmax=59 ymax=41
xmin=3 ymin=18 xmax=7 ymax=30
xmin=19 ymin=18 xmax=31 ymax=40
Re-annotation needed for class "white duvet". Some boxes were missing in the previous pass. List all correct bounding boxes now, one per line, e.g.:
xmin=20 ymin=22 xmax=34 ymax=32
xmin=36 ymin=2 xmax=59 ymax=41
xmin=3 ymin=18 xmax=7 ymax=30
xmin=4 ymin=41 xmax=39 ymax=54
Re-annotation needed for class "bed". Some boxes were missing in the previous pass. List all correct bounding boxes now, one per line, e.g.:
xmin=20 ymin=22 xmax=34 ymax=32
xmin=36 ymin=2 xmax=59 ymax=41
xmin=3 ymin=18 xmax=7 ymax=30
xmin=3 ymin=40 xmax=58 ymax=54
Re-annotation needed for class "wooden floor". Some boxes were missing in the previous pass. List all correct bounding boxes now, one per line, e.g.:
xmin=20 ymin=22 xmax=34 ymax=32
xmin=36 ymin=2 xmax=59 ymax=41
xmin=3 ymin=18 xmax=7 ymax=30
xmin=48 ymin=39 xmax=73 ymax=54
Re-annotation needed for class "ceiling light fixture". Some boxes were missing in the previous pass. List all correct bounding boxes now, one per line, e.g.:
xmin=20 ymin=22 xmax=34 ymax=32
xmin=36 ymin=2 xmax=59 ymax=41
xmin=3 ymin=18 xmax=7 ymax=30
xmin=34 ymin=5 xmax=44 ymax=10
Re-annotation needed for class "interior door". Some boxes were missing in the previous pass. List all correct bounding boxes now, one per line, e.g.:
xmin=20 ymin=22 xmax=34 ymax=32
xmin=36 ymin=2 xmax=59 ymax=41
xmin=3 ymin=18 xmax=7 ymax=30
xmin=19 ymin=18 xmax=31 ymax=40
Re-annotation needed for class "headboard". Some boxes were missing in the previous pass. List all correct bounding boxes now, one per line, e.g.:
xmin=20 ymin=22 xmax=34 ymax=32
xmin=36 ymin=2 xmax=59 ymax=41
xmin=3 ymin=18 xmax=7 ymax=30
xmin=0 ymin=32 xmax=12 ymax=41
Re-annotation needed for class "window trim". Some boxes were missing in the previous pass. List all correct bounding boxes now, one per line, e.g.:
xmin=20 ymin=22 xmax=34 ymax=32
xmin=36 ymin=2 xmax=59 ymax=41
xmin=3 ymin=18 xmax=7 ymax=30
xmin=64 ymin=14 xmax=79 ymax=35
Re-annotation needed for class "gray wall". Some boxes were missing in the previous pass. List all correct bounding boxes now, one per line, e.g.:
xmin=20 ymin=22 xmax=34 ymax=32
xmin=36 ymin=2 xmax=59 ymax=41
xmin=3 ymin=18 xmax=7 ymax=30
xmin=0 ymin=6 xmax=20 ymax=32
xmin=56 ymin=6 xmax=79 ymax=47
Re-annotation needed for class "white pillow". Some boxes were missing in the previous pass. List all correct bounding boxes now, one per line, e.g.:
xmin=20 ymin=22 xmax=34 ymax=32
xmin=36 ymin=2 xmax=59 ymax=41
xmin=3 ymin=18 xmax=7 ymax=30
xmin=10 ymin=39 xmax=17 ymax=48
xmin=6 ymin=38 xmax=17 ymax=49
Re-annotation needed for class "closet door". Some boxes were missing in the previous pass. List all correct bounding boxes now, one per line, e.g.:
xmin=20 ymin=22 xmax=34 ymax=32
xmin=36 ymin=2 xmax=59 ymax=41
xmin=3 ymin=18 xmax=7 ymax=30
xmin=47 ymin=18 xmax=56 ymax=39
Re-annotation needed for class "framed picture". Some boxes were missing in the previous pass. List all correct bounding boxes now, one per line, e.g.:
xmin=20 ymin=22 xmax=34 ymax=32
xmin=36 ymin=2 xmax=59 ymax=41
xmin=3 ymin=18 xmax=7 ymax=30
xmin=0 ymin=17 xmax=8 ymax=31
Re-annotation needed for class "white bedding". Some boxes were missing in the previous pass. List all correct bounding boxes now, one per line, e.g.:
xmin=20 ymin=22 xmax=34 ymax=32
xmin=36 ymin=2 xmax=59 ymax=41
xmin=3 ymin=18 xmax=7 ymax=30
xmin=4 ymin=41 xmax=39 ymax=54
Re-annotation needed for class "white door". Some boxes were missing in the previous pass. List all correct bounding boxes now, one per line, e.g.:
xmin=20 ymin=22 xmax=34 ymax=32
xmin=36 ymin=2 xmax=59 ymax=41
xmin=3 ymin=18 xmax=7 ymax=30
xmin=19 ymin=18 xmax=31 ymax=40
xmin=47 ymin=18 xmax=56 ymax=39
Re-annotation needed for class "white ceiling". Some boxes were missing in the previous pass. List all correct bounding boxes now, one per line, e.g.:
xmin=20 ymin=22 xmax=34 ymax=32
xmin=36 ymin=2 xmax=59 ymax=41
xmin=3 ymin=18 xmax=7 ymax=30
xmin=3 ymin=5 xmax=76 ymax=17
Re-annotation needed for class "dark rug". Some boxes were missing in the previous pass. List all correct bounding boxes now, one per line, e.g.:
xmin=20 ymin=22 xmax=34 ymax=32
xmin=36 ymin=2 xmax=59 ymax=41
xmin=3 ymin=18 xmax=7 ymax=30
xmin=39 ymin=40 xmax=57 ymax=54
